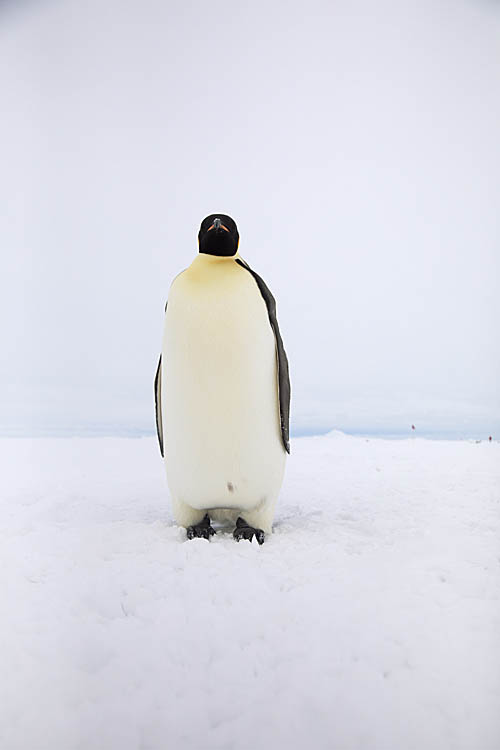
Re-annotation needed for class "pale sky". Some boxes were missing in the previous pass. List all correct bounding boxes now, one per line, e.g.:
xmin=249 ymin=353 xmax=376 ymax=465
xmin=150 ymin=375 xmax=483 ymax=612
xmin=1 ymin=0 xmax=499 ymax=438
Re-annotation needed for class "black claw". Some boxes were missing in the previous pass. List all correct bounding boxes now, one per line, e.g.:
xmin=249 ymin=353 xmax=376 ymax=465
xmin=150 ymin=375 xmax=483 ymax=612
xmin=233 ymin=517 xmax=265 ymax=545
xmin=186 ymin=514 xmax=216 ymax=541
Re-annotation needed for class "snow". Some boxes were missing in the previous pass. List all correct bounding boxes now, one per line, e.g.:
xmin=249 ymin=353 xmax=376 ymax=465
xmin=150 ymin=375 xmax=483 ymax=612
xmin=1 ymin=433 xmax=499 ymax=750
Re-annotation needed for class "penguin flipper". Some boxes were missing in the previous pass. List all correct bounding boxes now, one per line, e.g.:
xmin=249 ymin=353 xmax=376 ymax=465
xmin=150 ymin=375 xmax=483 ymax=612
xmin=154 ymin=353 xmax=164 ymax=457
xmin=235 ymin=258 xmax=291 ymax=454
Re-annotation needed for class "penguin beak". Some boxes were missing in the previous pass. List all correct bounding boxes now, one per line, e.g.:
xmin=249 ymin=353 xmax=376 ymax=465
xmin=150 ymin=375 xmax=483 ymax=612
xmin=208 ymin=218 xmax=230 ymax=233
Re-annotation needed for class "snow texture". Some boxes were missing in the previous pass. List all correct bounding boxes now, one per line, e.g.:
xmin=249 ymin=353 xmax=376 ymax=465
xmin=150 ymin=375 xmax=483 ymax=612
xmin=2 ymin=433 xmax=499 ymax=750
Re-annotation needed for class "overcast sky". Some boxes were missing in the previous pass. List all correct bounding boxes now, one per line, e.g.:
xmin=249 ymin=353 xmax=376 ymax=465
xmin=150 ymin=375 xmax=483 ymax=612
xmin=1 ymin=0 xmax=499 ymax=438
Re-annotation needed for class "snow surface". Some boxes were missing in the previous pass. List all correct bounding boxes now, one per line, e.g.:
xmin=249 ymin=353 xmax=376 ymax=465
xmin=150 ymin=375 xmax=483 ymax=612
xmin=2 ymin=433 xmax=499 ymax=750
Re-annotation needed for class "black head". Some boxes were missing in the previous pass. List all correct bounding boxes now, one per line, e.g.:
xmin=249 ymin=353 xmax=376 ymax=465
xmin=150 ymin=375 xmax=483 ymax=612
xmin=198 ymin=214 xmax=239 ymax=257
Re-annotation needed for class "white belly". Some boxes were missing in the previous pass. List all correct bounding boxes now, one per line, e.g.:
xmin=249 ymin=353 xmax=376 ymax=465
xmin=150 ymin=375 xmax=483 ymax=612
xmin=161 ymin=258 xmax=285 ymax=515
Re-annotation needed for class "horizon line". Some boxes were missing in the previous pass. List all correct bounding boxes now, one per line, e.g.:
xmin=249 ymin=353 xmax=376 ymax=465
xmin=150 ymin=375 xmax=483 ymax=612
xmin=0 ymin=425 xmax=497 ymax=441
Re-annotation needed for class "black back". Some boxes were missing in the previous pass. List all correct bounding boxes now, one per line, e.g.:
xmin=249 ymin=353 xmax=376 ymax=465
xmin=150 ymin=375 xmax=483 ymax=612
xmin=235 ymin=258 xmax=291 ymax=454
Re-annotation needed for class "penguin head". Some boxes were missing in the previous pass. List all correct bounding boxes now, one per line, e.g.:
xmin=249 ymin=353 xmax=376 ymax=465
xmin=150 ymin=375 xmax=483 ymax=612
xmin=198 ymin=214 xmax=239 ymax=257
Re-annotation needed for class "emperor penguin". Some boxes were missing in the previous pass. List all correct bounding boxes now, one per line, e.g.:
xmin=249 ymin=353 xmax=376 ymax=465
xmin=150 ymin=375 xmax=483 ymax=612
xmin=154 ymin=214 xmax=290 ymax=544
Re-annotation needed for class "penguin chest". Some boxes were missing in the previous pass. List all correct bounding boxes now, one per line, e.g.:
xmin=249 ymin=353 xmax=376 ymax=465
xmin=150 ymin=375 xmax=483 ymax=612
xmin=161 ymin=264 xmax=285 ymax=509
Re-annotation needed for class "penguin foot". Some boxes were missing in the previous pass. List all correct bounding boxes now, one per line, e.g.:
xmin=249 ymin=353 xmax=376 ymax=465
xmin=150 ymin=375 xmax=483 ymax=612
xmin=186 ymin=514 xmax=216 ymax=541
xmin=233 ymin=517 xmax=265 ymax=545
